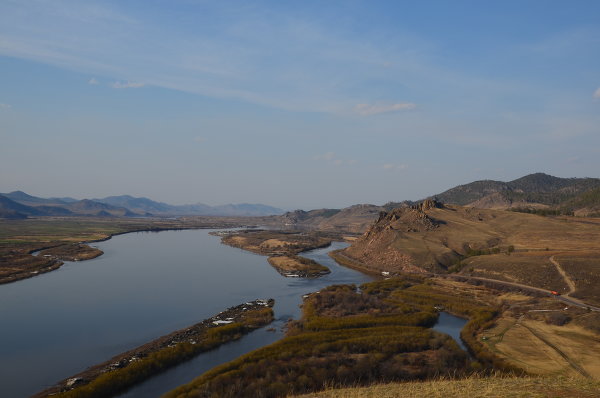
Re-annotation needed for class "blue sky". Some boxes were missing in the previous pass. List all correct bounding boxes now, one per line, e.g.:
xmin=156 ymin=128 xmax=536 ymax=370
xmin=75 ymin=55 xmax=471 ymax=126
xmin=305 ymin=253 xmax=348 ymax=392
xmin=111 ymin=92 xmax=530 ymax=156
xmin=1 ymin=0 xmax=599 ymax=209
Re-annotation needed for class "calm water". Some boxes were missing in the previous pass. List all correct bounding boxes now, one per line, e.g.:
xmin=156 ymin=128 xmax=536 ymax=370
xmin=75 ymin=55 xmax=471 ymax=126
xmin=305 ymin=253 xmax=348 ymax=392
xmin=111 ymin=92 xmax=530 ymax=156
xmin=433 ymin=312 xmax=468 ymax=351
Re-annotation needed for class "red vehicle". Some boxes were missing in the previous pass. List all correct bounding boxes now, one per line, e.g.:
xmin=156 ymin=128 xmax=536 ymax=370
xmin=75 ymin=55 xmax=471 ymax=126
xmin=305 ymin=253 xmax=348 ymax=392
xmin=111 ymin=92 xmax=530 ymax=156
xmin=551 ymin=290 xmax=561 ymax=296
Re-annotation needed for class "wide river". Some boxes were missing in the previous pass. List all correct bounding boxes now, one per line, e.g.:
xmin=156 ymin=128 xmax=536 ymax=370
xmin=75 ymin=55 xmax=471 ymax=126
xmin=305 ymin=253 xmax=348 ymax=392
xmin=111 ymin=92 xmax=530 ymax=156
xmin=0 ymin=229 xmax=467 ymax=398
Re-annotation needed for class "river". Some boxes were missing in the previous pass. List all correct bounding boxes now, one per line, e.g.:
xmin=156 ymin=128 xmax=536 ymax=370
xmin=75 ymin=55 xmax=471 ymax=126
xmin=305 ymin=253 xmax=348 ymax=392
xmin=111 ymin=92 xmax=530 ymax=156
xmin=0 ymin=229 xmax=372 ymax=397
xmin=0 ymin=229 xmax=467 ymax=398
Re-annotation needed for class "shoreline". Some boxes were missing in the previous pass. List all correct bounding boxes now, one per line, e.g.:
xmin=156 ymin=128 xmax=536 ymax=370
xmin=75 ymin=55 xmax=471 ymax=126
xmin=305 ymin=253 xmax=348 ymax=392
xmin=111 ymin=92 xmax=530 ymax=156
xmin=34 ymin=299 xmax=275 ymax=398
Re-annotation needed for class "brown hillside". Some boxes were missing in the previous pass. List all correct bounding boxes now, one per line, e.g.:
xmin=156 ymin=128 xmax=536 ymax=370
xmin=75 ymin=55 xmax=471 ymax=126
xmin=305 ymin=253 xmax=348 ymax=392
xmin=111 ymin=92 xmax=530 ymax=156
xmin=342 ymin=201 xmax=600 ymax=290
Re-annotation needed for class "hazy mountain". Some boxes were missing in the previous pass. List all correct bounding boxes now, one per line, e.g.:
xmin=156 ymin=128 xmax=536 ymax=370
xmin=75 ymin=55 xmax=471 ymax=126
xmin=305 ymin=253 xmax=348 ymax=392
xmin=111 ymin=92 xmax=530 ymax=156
xmin=93 ymin=195 xmax=172 ymax=214
xmin=49 ymin=196 xmax=79 ymax=203
xmin=1 ymin=191 xmax=70 ymax=206
xmin=0 ymin=195 xmax=42 ymax=218
xmin=0 ymin=191 xmax=284 ymax=218
xmin=93 ymin=195 xmax=285 ymax=216
xmin=66 ymin=199 xmax=137 ymax=217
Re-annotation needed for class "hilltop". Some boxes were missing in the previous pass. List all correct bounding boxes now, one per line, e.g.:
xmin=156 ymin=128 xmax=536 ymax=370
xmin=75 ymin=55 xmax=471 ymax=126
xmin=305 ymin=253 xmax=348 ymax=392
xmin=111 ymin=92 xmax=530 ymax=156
xmin=270 ymin=173 xmax=600 ymax=234
xmin=429 ymin=173 xmax=600 ymax=215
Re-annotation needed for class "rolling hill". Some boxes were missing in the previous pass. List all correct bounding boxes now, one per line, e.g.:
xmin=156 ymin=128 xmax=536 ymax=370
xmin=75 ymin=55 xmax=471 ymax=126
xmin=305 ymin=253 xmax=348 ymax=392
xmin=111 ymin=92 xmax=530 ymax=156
xmin=429 ymin=173 xmax=600 ymax=213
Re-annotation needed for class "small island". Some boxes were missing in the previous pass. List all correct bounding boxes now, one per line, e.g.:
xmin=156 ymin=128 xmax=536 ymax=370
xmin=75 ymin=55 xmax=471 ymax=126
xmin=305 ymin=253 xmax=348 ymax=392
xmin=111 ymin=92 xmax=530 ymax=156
xmin=268 ymin=255 xmax=330 ymax=277
xmin=213 ymin=229 xmax=338 ymax=277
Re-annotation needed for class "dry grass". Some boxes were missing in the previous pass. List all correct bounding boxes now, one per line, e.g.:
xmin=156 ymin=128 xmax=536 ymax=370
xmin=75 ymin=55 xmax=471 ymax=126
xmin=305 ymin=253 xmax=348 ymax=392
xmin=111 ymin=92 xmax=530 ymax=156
xmin=465 ymin=253 xmax=569 ymax=292
xmin=430 ymin=277 xmax=600 ymax=380
xmin=268 ymin=256 xmax=311 ymax=271
xmin=483 ymin=316 xmax=600 ymax=379
xmin=554 ymin=254 xmax=600 ymax=307
xmin=292 ymin=375 xmax=600 ymax=398
xmin=344 ymin=205 xmax=600 ymax=302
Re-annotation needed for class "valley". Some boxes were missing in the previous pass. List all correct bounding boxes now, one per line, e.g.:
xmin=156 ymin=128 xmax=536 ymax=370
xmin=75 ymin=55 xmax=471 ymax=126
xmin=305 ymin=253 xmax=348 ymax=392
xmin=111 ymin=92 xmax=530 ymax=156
xmin=2 ymin=172 xmax=600 ymax=398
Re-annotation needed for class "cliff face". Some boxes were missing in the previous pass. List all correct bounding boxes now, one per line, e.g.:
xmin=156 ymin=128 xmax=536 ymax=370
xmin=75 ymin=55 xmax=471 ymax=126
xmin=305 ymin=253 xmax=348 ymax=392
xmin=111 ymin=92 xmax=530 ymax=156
xmin=343 ymin=200 xmax=449 ymax=274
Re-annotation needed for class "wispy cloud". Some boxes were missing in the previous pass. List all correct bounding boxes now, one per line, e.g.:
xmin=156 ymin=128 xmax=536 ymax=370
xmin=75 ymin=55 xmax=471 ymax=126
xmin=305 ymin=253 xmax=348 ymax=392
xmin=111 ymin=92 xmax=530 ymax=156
xmin=111 ymin=81 xmax=145 ymax=89
xmin=383 ymin=163 xmax=408 ymax=171
xmin=88 ymin=77 xmax=99 ymax=85
xmin=0 ymin=2 xmax=438 ymax=113
xmin=315 ymin=152 xmax=336 ymax=161
xmin=193 ymin=136 xmax=205 ymax=143
xmin=314 ymin=152 xmax=356 ymax=166
xmin=0 ymin=103 xmax=12 ymax=109
xmin=354 ymin=102 xmax=416 ymax=116
xmin=594 ymin=87 xmax=600 ymax=99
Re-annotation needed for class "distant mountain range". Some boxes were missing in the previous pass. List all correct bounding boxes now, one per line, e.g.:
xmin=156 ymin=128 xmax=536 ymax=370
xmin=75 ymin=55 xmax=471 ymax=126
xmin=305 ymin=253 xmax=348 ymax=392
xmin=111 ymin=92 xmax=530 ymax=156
xmin=0 ymin=191 xmax=285 ymax=219
xmin=273 ymin=173 xmax=600 ymax=232
xmin=3 ymin=173 xmax=599 ymax=221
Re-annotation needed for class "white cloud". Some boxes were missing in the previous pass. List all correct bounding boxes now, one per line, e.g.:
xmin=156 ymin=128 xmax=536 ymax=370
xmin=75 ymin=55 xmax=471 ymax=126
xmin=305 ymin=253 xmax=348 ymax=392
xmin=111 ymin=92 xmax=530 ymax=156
xmin=594 ymin=87 xmax=600 ymax=99
xmin=88 ymin=77 xmax=99 ymax=85
xmin=111 ymin=81 xmax=145 ymax=89
xmin=0 ymin=103 xmax=12 ymax=109
xmin=354 ymin=102 xmax=416 ymax=116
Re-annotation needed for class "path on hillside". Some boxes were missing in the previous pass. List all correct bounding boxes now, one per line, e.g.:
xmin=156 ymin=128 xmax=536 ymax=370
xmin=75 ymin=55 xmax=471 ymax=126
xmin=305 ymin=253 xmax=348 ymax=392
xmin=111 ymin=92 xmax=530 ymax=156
xmin=333 ymin=251 xmax=600 ymax=312
xmin=549 ymin=256 xmax=576 ymax=297
xmin=444 ymin=274 xmax=600 ymax=312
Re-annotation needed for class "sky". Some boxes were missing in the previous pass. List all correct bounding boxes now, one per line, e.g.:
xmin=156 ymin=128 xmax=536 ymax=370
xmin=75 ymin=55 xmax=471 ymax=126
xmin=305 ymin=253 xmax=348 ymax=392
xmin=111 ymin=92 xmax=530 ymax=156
xmin=1 ymin=0 xmax=599 ymax=209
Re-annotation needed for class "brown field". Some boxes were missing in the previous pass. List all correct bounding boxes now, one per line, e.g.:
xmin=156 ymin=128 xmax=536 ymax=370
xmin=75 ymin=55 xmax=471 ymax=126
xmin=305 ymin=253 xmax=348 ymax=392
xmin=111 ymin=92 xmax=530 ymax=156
xmin=430 ymin=276 xmax=600 ymax=380
xmin=464 ymin=252 xmax=569 ymax=293
xmin=292 ymin=375 xmax=600 ymax=398
xmin=484 ymin=316 xmax=600 ymax=379
xmin=554 ymin=253 xmax=600 ymax=307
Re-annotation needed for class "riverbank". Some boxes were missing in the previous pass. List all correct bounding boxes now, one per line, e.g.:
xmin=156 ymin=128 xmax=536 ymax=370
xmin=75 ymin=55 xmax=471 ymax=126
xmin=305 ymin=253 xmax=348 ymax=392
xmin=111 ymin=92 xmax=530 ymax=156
xmin=34 ymin=299 xmax=274 ymax=398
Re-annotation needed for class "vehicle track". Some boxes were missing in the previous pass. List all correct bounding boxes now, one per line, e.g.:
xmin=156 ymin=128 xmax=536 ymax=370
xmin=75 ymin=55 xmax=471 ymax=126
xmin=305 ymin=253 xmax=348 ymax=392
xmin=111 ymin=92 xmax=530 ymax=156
xmin=519 ymin=320 xmax=592 ymax=379
xmin=550 ymin=256 xmax=576 ymax=296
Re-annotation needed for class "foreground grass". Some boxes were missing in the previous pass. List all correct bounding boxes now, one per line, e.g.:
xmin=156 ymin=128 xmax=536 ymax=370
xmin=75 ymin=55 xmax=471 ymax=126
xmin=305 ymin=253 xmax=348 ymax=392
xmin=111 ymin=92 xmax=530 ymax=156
xmin=293 ymin=375 xmax=600 ymax=398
